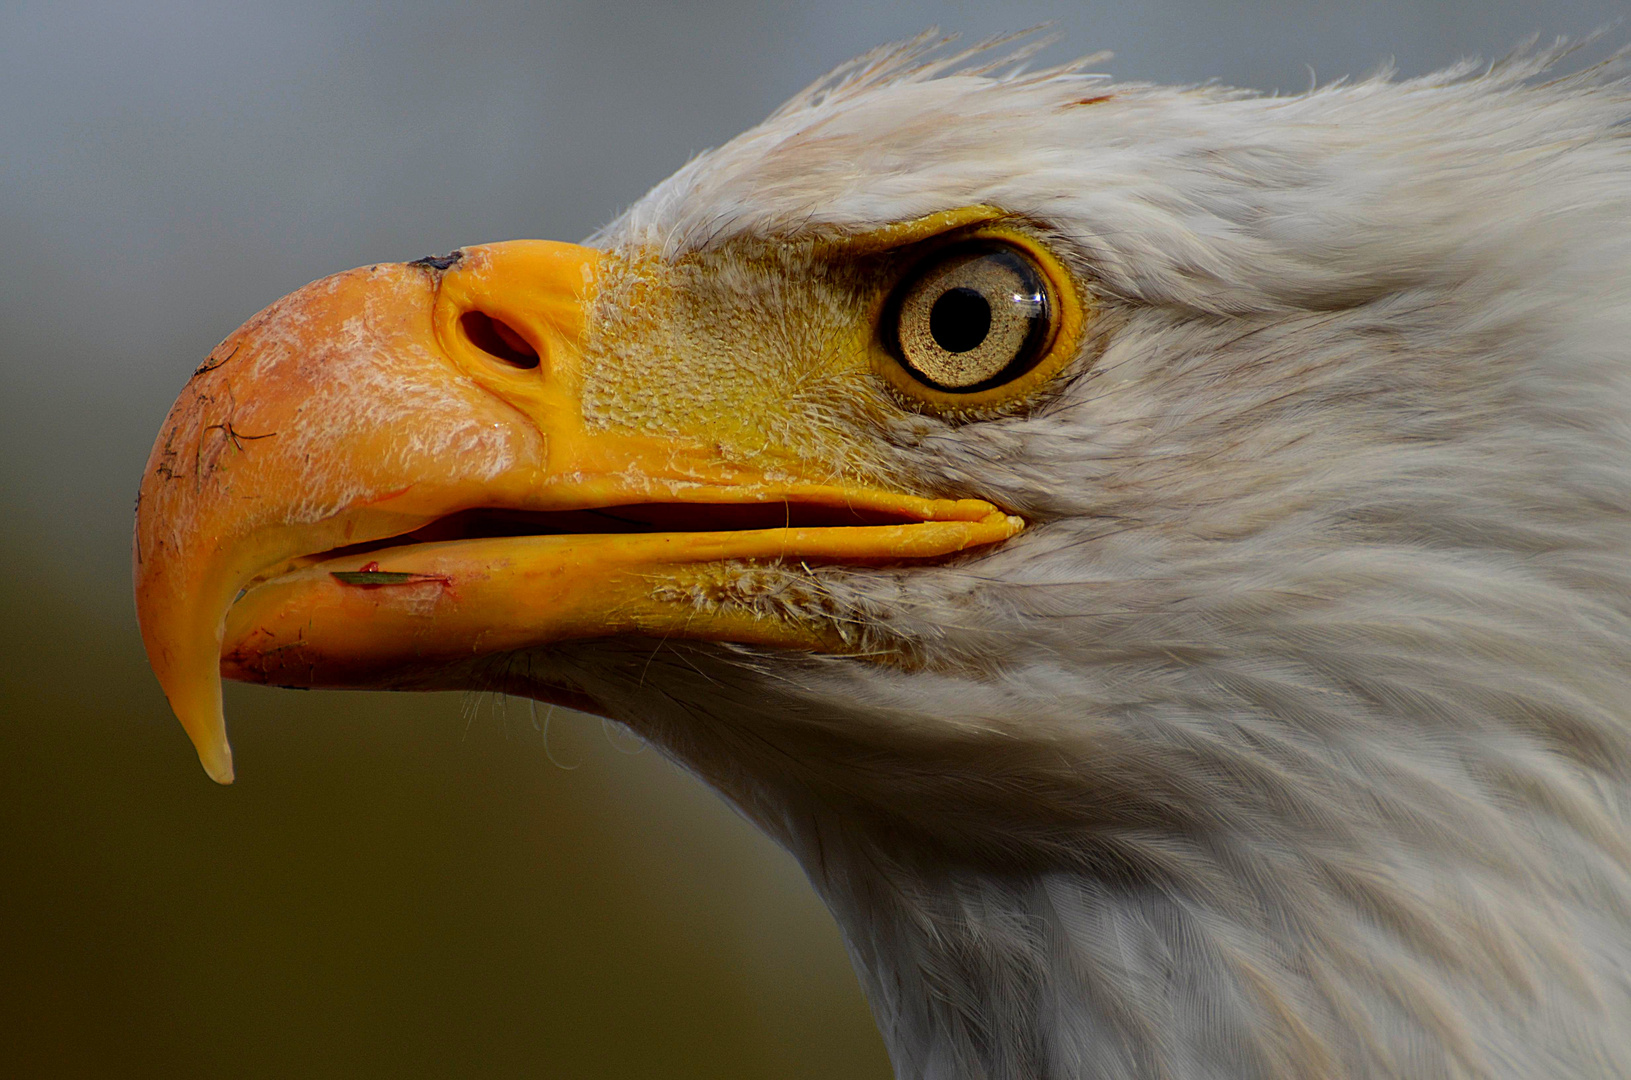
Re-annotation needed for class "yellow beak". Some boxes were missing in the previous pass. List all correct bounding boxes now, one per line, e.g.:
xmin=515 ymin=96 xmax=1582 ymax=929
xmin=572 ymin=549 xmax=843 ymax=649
xmin=134 ymin=241 xmax=1022 ymax=784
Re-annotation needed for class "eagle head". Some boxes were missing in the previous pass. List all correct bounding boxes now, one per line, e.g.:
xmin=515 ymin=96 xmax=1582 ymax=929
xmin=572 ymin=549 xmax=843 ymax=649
xmin=134 ymin=35 xmax=1631 ymax=1080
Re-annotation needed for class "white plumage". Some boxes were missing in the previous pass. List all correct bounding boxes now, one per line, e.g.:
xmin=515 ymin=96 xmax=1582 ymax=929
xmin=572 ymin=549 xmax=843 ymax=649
xmin=537 ymin=35 xmax=1631 ymax=1079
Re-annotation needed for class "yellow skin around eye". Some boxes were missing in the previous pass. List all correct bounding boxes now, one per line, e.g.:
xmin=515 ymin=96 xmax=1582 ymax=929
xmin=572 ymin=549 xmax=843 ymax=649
xmin=896 ymin=250 xmax=1043 ymax=390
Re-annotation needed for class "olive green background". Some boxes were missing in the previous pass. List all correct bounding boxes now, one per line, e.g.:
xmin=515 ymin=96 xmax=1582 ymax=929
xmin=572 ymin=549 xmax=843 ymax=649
xmin=2 ymin=2 xmax=1623 ymax=1076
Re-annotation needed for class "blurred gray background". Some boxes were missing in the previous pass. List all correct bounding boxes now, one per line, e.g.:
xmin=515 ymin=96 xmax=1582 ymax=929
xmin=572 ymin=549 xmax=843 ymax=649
xmin=1 ymin=2 xmax=1624 ymax=1077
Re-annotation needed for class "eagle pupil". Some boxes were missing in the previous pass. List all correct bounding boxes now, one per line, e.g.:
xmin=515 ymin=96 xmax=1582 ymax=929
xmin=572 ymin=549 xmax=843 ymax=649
xmin=929 ymin=287 xmax=991 ymax=353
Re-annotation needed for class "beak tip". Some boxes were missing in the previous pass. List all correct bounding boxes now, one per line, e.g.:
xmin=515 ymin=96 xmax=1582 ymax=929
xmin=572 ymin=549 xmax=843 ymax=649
xmin=198 ymin=740 xmax=236 ymax=785
xmin=168 ymin=677 xmax=236 ymax=785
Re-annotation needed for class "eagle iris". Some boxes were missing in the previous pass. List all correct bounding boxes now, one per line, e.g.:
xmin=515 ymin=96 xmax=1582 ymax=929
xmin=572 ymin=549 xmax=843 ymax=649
xmin=889 ymin=244 xmax=1051 ymax=392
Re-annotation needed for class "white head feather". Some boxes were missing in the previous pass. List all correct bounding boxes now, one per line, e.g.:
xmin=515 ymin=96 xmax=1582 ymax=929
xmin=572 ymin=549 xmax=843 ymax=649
xmin=522 ymin=34 xmax=1631 ymax=1080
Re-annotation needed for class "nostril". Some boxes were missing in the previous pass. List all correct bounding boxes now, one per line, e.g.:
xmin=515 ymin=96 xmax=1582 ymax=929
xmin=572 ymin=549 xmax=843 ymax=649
xmin=460 ymin=311 xmax=540 ymax=369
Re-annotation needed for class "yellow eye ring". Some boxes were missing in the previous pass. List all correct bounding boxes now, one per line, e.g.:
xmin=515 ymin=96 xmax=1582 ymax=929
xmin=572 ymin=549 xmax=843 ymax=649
xmin=872 ymin=222 xmax=1088 ymax=414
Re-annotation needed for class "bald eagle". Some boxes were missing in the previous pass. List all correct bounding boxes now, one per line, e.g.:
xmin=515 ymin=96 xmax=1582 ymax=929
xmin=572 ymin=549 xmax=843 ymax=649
xmin=134 ymin=34 xmax=1631 ymax=1080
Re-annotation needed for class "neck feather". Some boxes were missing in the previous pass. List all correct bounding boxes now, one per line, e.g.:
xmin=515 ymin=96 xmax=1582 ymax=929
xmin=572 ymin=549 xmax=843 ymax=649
xmin=507 ymin=633 xmax=1631 ymax=1080
xmin=785 ymin=805 xmax=1629 ymax=1080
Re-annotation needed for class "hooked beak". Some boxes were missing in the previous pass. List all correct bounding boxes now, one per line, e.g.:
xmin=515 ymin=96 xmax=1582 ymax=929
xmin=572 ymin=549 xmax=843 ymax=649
xmin=134 ymin=241 xmax=1022 ymax=784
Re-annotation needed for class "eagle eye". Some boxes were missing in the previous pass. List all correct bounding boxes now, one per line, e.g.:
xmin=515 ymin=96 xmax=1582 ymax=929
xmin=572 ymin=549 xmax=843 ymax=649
xmin=888 ymin=245 xmax=1051 ymax=393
